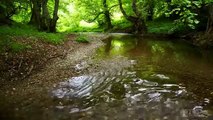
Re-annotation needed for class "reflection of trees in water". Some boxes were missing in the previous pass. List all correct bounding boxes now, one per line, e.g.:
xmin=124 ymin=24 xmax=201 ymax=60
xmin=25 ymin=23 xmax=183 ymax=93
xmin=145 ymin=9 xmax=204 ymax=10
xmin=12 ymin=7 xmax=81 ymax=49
xmin=93 ymin=36 xmax=213 ymax=117
xmin=103 ymin=36 xmax=137 ymax=56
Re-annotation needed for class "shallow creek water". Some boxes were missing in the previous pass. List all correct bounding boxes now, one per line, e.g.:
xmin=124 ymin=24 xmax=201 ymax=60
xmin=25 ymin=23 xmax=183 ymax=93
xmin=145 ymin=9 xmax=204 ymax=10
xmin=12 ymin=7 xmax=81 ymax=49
xmin=51 ymin=35 xmax=213 ymax=120
xmin=1 ymin=34 xmax=213 ymax=120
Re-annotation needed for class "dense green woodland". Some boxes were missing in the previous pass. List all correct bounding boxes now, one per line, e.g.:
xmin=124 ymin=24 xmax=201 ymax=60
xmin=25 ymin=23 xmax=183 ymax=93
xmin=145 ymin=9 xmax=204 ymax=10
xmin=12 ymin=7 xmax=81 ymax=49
xmin=0 ymin=0 xmax=213 ymax=45
xmin=1 ymin=1 xmax=213 ymax=119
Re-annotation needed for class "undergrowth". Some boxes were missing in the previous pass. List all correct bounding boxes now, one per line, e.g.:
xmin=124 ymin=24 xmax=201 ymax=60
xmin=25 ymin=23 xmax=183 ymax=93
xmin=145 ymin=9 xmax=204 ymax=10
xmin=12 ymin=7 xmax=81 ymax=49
xmin=0 ymin=23 xmax=67 ymax=53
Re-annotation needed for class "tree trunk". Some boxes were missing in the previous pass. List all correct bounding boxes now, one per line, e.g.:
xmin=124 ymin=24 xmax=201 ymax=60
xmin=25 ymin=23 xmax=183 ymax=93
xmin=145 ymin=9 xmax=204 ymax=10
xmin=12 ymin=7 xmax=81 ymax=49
xmin=41 ymin=0 xmax=51 ymax=31
xmin=131 ymin=0 xmax=147 ymax=33
xmin=29 ymin=0 xmax=42 ymax=29
xmin=103 ymin=0 xmax=113 ymax=30
xmin=206 ymin=3 xmax=213 ymax=34
xmin=29 ymin=0 xmax=59 ymax=32
xmin=118 ymin=0 xmax=147 ymax=34
xmin=49 ymin=0 xmax=59 ymax=32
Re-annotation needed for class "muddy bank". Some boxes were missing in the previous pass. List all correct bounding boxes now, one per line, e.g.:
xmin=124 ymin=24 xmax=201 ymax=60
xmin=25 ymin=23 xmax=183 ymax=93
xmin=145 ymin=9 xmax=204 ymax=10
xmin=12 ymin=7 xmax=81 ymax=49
xmin=0 ymin=33 xmax=109 ymax=120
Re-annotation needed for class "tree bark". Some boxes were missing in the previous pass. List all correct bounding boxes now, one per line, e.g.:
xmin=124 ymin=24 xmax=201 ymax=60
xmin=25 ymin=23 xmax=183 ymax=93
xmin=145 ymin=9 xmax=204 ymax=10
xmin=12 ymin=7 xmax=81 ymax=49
xmin=41 ymin=0 xmax=51 ymax=31
xmin=49 ymin=0 xmax=59 ymax=32
xmin=29 ymin=0 xmax=59 ymax=32
xmin=29 ymin=0 xmax=42 ymax=29
xmin=206 ymin=3 xmax=213 ymax=34
xmin=103 ymin=0 xmax=113 ymax=30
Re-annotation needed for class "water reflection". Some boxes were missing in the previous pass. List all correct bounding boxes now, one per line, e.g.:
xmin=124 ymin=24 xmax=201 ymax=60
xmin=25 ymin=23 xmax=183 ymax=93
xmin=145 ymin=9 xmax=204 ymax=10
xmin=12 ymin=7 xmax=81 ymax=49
xmin=52 ymin=35 xmax=213 ymax=120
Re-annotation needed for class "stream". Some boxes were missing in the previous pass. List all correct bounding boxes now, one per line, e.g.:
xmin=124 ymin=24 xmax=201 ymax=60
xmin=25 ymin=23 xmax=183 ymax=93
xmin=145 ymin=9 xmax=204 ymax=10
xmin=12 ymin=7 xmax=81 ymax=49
xmin=51 ymin=34 xmax=213 ymax=120
xmin=1 ymin=34 xmax=213 ymax=120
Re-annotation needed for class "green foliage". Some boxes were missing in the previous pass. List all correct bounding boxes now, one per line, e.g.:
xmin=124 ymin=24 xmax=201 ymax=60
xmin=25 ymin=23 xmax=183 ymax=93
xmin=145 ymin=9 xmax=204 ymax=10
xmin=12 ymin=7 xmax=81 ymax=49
xmin=165 ymin=0 xmax=202 ymax=29
xmin=153 ymin=0 xmax=168 ymax=19
xmin=11 ymin=1 xmax=31 ymax=23
xmin=112 ymin=19 xmax=132 ymax=31
xmin=57 ymin=0 xmax=101 ymax=32
xmin=147 ymin=19 xmax=175 ymax=34
xmin=57 ymin=0 xmax=120 ymax=32
xmin=1 ymin=0 xmax=212 ymax=34
xmin=57 ymin=0 xmax=77 ymax=31
xmin=75 ymin=35 xmax=89 ymax=43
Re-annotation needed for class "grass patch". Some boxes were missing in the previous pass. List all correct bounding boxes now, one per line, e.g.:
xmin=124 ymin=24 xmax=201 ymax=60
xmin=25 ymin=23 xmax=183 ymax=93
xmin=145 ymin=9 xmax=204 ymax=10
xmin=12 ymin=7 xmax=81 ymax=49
xmin=0 ymin=23 xmax=67 ymax=45
xmin=75 ymin=35 xmax=89 ymax=43
xmin=0 ymin=23 xmax=68 ymax=53
xmin=0 ymin=36 xmax=31 ymax=53
xmin=10 ymin=42 xmax=31 ymax=52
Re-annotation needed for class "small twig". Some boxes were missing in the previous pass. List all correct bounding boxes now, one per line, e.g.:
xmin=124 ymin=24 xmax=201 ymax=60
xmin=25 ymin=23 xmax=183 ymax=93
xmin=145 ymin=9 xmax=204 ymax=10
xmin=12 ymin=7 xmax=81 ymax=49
xmin=27 ymin=64 xmax=34 ymax=76
xmin=18 ymin=57 xmax=23 ymax=70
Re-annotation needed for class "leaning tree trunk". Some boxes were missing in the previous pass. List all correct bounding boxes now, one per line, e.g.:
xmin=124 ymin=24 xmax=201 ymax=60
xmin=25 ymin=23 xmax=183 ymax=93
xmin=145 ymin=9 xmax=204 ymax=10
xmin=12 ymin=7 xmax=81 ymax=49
xmin=103 ymin=0 xmax=113 ymax=30
xmin=118 ymin=0 xmax=147 ymax=34
xmin=49 ymin=0 xmax=59 ymax=32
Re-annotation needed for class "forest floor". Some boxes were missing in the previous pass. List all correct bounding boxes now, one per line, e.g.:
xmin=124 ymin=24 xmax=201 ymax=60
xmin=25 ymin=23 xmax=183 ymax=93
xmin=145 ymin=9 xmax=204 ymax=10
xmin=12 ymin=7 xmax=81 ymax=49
xmin=0 ymin=33 xmax=108 ymax=84
xmin=0 ymin=33 xmax=110 ymax=119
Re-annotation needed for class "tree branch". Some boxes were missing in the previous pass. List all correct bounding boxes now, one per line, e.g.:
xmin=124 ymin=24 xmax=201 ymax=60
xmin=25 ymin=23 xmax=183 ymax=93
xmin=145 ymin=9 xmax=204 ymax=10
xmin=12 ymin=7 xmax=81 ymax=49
xmin=109 ymin=4 xmax=119 ymax=11
xmin=86 ymin=4 xmax=118 ymax=23
xmin=132 ymin=0 xmax=140 ymax=16
xmin=118 ymin=0 xmax=130 ymax=20
xmin=86 ymin=12 xmax=105 ymax=23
